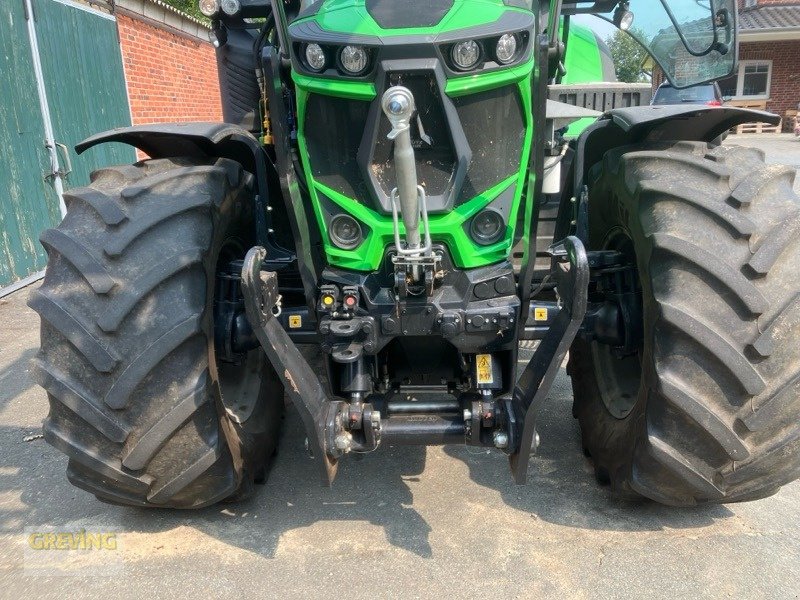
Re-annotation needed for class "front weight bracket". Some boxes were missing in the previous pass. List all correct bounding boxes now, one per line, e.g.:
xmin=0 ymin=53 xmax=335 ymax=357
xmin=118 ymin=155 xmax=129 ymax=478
xmin=241 ymin=246 xmax=346 ymax=486
xmin=509 ymin=236 xmax=590 ymax=484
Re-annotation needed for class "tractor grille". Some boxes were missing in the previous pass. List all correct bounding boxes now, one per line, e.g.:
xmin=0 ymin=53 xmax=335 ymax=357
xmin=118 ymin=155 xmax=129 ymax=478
xmin=303 ymin=77 xmax=525 ymax=210
xmin=454 ymin=85 xmax=525 ymax=202
xmin=371 ymin=72 xmax=457 ymax=200
xmin=304 ymin=94 xmax=372 ymax=203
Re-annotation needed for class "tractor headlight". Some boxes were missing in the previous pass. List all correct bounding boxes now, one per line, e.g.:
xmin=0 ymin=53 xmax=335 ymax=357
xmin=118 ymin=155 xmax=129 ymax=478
xmin=340 ymin=46 xmax=369 ymax=75
xmin=330 ymin=214 xmax=363 ymax=250
xmin=495 ymin=33 xmax=518 ymax=64
xmin=470 ymin=209 xmax=505 ymax=245
xmin=198 ymin=0 xmax=219 ymax=17
xmin=304 ymin=43 xmax=327 ymax=72
xmin=220 ymin=0 xmax=240 ymax=16
xmin=451 ymin=40 xmax=481 ymax=71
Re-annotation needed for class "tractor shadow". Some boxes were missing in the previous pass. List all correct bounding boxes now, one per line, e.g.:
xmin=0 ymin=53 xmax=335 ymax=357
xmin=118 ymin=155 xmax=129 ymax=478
xmin=2 ymin=386 xmax=734 ymax=565
xmin=0 ymin=348 xmax=38 ymax=412
xmin=173 ymin=409 xmax=436 ymax=558
xmin=2 ymin=408 xmax=435 ymax=560
xmin=1 ymin=342 xmax=732 ymax=564
xmin=442 ymin=368 xmax=735 ymax=532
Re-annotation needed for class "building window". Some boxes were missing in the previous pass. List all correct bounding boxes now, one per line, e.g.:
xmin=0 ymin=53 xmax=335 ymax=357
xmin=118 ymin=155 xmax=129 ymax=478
xmin=742 ymin=63 xmax=770 ymax=97
xmin=718 ymin=60 xmax=772 ymax=100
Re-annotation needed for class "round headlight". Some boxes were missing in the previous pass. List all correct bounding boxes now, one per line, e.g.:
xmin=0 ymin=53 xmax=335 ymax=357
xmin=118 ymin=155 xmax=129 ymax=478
xmin=470 ymin=209 xmax=505 ymax=245
xmin=451 ymin=40 xmax=481 ymax=71
xmin=495 ymin=33 xmax=518 ymax=64
xmin=330 ymin=215 xmax=363 ymax=250
xmin=614 ymin=4 xmax=635 ymax=31
xmin=198 ymin=0 xmax=219 ymax=17
xmin=340 ymin=45 xmax=369 ymax=75
xmin=220 ymin=0 xmax=240 ymax=15
xmin=618 ymin=10 xmax=634 ymax=31
xmin=304 ymin=43 xmax=326 ymax=72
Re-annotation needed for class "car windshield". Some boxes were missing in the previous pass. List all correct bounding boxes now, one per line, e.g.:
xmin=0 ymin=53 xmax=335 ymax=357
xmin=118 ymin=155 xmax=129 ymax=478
xmin=653 ymin=84 xmax=716 ymax=104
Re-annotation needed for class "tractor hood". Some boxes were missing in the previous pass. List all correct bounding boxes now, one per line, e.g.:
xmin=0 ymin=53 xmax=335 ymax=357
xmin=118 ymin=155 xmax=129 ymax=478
xmin=295 ymin=0 xmax=525 ymax=37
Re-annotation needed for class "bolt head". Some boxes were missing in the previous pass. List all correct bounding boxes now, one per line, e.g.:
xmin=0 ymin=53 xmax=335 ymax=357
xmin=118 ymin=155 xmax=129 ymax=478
xmin=493 ymin=431 xmax=509 ymax=449
xmin=334 ymin=433 xmax=352 ymax=452
xmin=387 ymin=95 xmax=409 ymax=116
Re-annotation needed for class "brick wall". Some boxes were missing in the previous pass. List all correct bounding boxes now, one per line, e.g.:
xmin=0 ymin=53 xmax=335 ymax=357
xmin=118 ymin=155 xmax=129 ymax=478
xmin=739 ymin=40 xmax=800 ymax=124
xmin=116 ymin=9 xmax=222 ymax=125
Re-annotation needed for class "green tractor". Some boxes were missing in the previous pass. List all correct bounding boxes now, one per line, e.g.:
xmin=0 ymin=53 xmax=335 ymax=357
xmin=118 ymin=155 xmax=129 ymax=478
xmin=31 ymin=0 xmax=800 ymax=509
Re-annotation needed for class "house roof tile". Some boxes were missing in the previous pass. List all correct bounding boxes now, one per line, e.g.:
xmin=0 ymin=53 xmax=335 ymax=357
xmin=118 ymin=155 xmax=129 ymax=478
xmin=739 ymin=5 xmax=800 ymax=30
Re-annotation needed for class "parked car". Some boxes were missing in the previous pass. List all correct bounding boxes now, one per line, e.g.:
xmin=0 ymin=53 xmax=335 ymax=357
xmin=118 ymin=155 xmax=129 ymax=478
xmin=651 ymin=81 xmax=723 ymax=106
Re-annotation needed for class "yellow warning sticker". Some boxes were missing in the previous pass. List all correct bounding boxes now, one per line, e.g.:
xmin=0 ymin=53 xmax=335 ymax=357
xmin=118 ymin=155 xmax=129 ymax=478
xmin=476 ymin=354 xmax=494 ymax=385
xmin=534 ymin=307 xmax=548 ymax=322
xmin=288 ymin=314 xmax=302 ymax=329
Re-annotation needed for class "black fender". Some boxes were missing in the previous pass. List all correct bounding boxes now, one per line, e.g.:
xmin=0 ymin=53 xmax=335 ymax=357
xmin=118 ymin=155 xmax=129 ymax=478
xmin=76 ymin=122 xmax=321 ymax=307
xmin=572 ymin=105 xmax=780 ymax=194
xmin=563 ymin=105 xmax=781 ymax=242
xmin=76 ymin=122 xmax=265 ymax=178
xmin=76 ymin=123 xmax=277 ymax=248
xmin=78 ymin=122 xmax=295 ymax=262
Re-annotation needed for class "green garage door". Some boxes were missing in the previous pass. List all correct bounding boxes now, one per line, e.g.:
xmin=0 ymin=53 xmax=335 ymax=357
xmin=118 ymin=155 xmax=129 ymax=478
xmin=0 ymin=0 xmax=135 ymax=291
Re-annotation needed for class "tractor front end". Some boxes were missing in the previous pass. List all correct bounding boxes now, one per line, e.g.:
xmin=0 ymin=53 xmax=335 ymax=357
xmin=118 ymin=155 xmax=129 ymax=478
xmin=278 ymin=0 xmax=538 ymax=458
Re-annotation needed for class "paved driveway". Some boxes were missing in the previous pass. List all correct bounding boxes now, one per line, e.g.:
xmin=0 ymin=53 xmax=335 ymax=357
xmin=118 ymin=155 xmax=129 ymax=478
xmin=0 ymin=135 xmax=798 ymax=599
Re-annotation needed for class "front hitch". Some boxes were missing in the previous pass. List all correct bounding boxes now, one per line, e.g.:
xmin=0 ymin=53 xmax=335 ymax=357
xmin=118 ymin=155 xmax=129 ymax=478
xmin=240 ymin=247 xmax=380 ymax=485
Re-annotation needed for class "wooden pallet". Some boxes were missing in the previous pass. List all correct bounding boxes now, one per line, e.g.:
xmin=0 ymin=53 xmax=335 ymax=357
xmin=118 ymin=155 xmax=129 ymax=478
xmin=727 ymin=99 xmax=782 ymax=134
xmin=734 ymin=119 xmax=782 ymax=134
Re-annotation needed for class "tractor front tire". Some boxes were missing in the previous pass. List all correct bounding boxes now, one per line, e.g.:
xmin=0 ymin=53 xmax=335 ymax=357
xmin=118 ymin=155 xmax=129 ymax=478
xmin=569 ymin=141 xmax=800 ymax=505
xmin=30 ymin=157 xmax=283 ymax=508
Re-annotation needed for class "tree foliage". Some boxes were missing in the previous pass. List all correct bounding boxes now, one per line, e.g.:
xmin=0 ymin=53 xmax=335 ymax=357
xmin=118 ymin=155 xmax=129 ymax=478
xmin=606 ymin=29 xmax=648 ymax=83
xmin=159 ymin=0 xmax=206 ymax=22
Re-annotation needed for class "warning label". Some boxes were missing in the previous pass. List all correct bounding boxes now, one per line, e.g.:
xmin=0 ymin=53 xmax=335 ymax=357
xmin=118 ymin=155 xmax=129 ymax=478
xmin=288 ymin=314 xmax=302 ymax=329
xmin=534 ymin=307 xmax=548 ymax=322
xmin=476 ymin=354 xmax=494 ymax=385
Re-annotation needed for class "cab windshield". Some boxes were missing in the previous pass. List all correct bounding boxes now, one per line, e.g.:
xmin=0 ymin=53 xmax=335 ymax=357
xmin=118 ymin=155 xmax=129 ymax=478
xmin=568 ymin=0 xmax=737 ymax=88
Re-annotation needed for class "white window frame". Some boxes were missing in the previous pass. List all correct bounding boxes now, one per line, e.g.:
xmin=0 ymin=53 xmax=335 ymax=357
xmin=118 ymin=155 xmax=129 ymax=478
xmin=731 ymin=60 xmax=772 ymax=100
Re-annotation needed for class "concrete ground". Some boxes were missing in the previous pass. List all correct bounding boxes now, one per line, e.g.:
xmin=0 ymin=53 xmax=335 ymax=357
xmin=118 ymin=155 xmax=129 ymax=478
xmin=1 ymin=134 xmax=799 ymax=599
xmin=727 ymin=132 xmax=800 ymax=178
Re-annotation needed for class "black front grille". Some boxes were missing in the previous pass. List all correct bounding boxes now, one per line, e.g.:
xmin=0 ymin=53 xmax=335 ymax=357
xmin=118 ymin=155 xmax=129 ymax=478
xmin=454 ymin=85 xmax=525 ymax=202
xmin=304 ymin=94 xmax=372 ymax=203
xmin=372 ymin=73 xmax=457 ymax=199
xmin=303 ymin=77 xmax=525 ymax=210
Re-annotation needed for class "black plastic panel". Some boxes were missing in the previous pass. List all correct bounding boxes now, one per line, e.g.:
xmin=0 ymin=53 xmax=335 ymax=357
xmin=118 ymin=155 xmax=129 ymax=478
xmin=454 ymin=85 xmax=525 ymax=202
xmin=304 ymin=94 xmax=372 ymax=203
xmin=371 ymin=72 xmax=457 ymax=199
xmin=215 ymin=27 xmax=260 ymax=131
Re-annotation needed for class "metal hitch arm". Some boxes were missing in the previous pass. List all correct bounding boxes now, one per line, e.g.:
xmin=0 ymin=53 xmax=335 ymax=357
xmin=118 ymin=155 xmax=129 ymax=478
xmin=509 ymin=236 xmax=590 ymax=484
xmin=241 ymin=247 xmax=346 ymax=485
